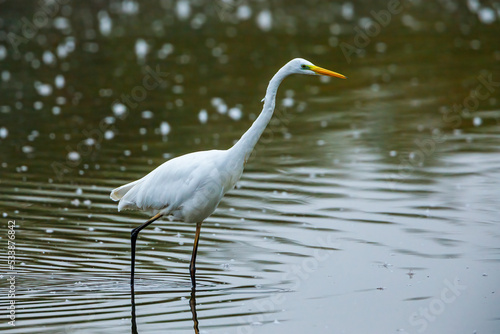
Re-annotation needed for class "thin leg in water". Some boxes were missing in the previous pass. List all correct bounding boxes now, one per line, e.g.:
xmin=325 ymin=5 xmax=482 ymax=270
xmin=131 ymin=212 xmax=163 ymax=286
xmin=189 ymin=222 xmax=203 ymax=287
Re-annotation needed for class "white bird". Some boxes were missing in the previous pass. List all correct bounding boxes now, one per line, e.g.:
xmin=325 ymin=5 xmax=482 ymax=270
xmin=110 ymin=58 xmax=346 ymax=287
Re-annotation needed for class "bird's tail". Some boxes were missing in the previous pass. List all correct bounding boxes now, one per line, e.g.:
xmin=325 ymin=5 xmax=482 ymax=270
xmin=110 ymin=180 xmax=140 ymax=201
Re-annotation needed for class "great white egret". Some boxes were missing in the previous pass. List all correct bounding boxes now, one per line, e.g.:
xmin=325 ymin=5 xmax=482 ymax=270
xmin=110 ymin=58 xmax=346 ymax=287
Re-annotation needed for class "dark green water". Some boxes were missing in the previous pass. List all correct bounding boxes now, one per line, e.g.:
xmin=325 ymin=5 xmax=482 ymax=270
xmin=1 ymin=1 xmax=499 ymax=333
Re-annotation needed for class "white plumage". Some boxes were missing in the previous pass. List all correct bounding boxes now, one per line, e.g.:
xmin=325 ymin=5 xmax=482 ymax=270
xmin=111 ymin=149 xmax=242 ymax=223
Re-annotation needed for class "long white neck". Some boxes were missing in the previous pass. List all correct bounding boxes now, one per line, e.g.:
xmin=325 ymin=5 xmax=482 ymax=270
xmin=229 ymin=66 xmax=290 ymax=163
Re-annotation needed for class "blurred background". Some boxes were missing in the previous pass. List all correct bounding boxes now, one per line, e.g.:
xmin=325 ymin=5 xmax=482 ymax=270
xmin=0 ymin=1 xmax=499 ymax=333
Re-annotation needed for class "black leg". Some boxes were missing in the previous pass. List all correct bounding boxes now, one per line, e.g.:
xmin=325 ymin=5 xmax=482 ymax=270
xmin=189 ymin=222 xmax=202 ymax=287
xmin=131 ymin=212 xmax=163 ymax=286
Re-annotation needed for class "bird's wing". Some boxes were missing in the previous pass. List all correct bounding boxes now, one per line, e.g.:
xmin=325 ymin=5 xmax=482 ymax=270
xmin=116 ymin=150 xmax=226 ymax=214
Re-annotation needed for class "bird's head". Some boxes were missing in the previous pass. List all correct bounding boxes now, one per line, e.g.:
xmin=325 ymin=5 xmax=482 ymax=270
xmin=287 ymin=58 xmax=346 ymax=79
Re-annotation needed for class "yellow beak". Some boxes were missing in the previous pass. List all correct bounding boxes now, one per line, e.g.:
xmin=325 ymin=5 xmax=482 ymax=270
xmin=310 ymin=65 xmax=347 ymax=79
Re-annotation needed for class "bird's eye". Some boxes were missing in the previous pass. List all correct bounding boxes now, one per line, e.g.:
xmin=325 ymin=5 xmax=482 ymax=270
xmin=301 ymin=64 xmax=307 ymax=69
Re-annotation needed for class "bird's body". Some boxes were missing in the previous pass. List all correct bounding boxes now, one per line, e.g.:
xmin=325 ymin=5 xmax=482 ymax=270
xmin=111 ymin=149 xmax=242 ymax=222
xmin=111 ymin=58 xmax=346 ymax=287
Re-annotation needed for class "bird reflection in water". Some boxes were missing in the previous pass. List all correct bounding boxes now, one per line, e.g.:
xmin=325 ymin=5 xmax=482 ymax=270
xmin=130 ymin=284 xmax=200 ymax=334
xmin=189 ymin=288 xmax=200 ymax=334
xmin=131 ymin=284 xmax=138 ymax=334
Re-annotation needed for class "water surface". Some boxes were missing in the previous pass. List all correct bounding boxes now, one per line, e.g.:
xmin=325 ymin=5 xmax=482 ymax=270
xmin=1 ymin=1 xmax=499 ymax=333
